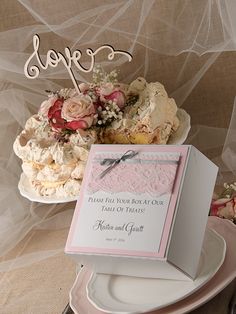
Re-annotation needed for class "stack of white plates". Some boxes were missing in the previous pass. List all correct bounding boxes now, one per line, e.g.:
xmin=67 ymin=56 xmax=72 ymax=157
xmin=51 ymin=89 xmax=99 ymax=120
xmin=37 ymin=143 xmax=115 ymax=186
xmin=69 ymin=217 xmax=236 ymax=314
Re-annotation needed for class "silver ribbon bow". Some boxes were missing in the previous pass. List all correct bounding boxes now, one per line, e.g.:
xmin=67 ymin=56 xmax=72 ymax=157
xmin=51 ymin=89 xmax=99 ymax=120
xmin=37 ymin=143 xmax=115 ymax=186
xmin=99 ymin=150 xmax=138 ymax=179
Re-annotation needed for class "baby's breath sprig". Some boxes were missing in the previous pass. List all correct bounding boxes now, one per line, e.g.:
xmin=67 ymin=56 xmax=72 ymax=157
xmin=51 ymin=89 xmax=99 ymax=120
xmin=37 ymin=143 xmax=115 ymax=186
xmin=105 ymin=69 xmax=119 ymax=84
xmin=220 ymin=182 xmax=236 ymax=199
xmin=92 ymin=65 xmax=106 ymax=84
xmin=92 ymin=65 xmax=119 ymax=85
xmin=86 ymin=88 xmax=99 ymax=103
xmin=45 ymin=88 xmax=76 ymax=99
xmin=96 ymin=100 xmax=123 ymax=126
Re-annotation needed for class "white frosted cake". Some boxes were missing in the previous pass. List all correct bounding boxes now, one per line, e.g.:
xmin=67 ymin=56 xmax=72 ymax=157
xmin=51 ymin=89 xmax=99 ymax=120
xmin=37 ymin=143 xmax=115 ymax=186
xmin=100 ymin=77 xmax=179 ymax=144
xmin=14 ymin=67 xmax=183 ymax=199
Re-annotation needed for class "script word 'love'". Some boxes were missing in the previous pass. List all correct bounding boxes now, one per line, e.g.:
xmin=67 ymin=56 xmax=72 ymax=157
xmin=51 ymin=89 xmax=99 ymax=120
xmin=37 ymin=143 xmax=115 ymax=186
xmin=24 ymin=34 xmax=133 ymax=93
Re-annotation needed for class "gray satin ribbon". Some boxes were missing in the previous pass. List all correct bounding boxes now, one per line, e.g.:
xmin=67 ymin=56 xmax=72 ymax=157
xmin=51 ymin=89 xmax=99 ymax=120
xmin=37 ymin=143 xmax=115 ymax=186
xmin=99 ymin=150 xmax=138 ymax=179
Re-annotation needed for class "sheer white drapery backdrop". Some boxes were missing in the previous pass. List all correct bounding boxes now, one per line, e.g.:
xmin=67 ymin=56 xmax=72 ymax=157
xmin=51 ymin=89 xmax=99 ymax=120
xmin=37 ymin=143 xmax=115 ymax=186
xmin=0 ymin=0 xmax=236 ymax=273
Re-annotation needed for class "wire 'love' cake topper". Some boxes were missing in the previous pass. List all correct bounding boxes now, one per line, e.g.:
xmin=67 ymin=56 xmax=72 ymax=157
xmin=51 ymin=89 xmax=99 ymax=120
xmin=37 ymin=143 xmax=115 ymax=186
xmin=24 ymin=34 xmax=133 ymax=94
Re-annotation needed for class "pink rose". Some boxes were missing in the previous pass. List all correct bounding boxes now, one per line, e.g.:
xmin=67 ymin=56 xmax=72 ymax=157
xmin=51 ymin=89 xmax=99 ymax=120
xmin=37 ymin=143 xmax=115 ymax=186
xmin=100 ymin=83 xmax=114 ymax=96
xmin=210 ymin=197 xmax=236 ymax=220
xmin=61 ymin=95 xmax=95 ymax=129
xmin=39 ymin=97 xmax=57 ymax=117
xmin=65 ymin=120 xmax=89 ymax=130
xmin=104 ymin=90 xmax=126 ymax=109
xmin=48 ymin=98 xmax=65 ymax=130
xmin=99 ymin=83 xmax=126 ymax=109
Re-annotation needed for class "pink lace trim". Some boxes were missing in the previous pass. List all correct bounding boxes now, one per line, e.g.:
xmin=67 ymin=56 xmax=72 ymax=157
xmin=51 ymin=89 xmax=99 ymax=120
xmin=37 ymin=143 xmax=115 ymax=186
xmin=87 ymin=153 xmax=180 ymax=197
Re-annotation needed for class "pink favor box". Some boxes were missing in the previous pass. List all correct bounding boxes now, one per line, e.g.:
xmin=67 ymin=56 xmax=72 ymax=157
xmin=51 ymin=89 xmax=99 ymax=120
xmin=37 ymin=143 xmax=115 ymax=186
xmin=65 ymin=145 xmax=218 ymax=280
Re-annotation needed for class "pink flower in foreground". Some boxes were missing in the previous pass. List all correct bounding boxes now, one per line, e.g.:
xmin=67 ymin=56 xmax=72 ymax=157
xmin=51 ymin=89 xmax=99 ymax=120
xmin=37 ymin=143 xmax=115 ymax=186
xmin=99 ymin=82 xmax=126 ymax=109
xmin=47 ymin=98 xmax=65 ymax=130
xmin=65 ymin=120 xmax=89 ymax=130
xmin=104 ymin=90 xmax=126 ymax=109
xmin=61 ymin=95 xmax=95 ymax=129
xmin=210 ymin=197 xmax=236 ymax=220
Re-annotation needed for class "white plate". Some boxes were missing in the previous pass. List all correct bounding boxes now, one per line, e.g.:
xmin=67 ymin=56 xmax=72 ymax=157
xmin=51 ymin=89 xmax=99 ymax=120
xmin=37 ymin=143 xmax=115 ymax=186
xmin=18 ymin=173 xmax=78 ymax=203
xmin=86 ymin=228 xmax=226 ymax=314
xmin=69 ymin=218 xmax=236 ymax=314
xmin=168 ymin=109 xmax=191 ymax=145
